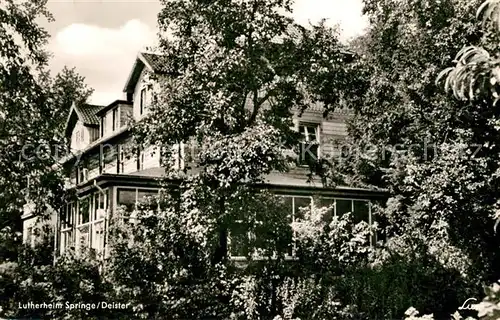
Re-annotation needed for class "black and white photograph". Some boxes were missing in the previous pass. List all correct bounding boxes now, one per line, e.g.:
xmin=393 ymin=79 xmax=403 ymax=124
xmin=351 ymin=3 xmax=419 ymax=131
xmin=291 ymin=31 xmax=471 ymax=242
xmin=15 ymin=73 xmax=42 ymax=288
xmin=1 ymin=0 xmax=500 ymax=319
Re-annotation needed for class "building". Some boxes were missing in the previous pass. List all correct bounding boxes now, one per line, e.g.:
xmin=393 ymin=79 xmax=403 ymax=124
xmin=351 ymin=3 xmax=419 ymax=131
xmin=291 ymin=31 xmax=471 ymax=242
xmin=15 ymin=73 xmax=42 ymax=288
xmin=21 ymin=52 xmax=387 ymax=258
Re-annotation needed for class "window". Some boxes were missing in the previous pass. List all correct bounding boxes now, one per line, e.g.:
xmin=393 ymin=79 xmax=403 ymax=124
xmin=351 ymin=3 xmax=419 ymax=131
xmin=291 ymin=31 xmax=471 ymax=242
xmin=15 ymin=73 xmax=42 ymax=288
xmin=76 ymin=225 xmax=90 ymax=253
xmin=117 ymin=188 xmax=137 ymax=214
xmin=79 ymin=198 xmax=90 ymax=224
xmin=140 ymin=88 xmax=147 ymax=115
xmin=298 ymin=124 xmax=320 ymax=165
xmin=93 ymin=194 xmax=99 ymax=221
xmin=59 ymin=190 xmax=109 ymax=256
xmin=95 ymin=190 xmax=109 ymax=220
xmin=288 ymin=196 xmax=312 ymax=256
xmin=229 ymin=223 xmax=252 ymax=257
xmin=137 ymin=189 xmax=158 ymax=203
xmin=322 ymin=198 xmax=375 ymax=245
xmin=61 ymin=230 xmax=73 ymax=252
xmin=61 ymin=203 xmax=73 ymax=229
xmin=92 ymin=221 xmax=105 ymax=255
xmin=91 ymin=190 xmax=108 ymax=256
xmin=83 ymin=168 xmax=89 ymax=182
xmin=71 ymin=203 xmax=76 ymax=225
xmin=229 ymin=195 xmax=312 ymax=258
xmin=173 ymin=143 xmax=185 ymax=170
xmin=112 ymin=108 xmax=119 ymax=131
xmin=267 ymin=196 xmax=375 ymax=258
xmin=75 ymin=197 xmax=91 ymax=254
xmin=185 ymin=139 xmax=200 ymax=163
xmin=117 ymin=188 xmax=159 ymax=216
xmin=77 ymin=166 xmax=88 ymax=184
xmin=282 ymin=196 xmax=294 ymax=257
xmin=293 ymin=196 xmax=311 ymax=220
xmin=26 ymin=227 xmax=33 ymax=246
xmin=353 ymin=200 xmax=370 ymax=224
xmin=317 ymin=197 xmax=335 ymax=223
xmin=75 ymin=130 xmax=84 ymax=144
xmin=336 ymin=199 xmax=352 ymax=217
xmin=137 ymin=150 xmax=145 ymax=171
xmin=117 ymin=145 xmax=124 ymax=174
xmin=100 ymin=117 xmax=105 ymax=137
xmin=228 ymin=195 xmax=378 ymax=260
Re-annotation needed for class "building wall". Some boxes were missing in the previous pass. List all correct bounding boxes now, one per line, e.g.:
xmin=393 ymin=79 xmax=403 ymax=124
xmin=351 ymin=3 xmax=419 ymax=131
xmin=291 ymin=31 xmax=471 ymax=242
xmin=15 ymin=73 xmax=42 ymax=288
xmin=132 ymin=69 xmax=153 ymax=120
xmin=79 ymin=136 xmax=162 ymax=176
xmin=295 ymin=108 xmax=349 ymax=142
xmin=320 ymin=110 xmax=349 ymax=160
xmin=141 ymin=145 xmax=161 ymax=171
xmin=45 ymin=59 xmax=366 ymax=259
xmin=49 ymin=111 xmax=375 ymax=260
xmin=70 ymin=121 xmax=91 ymax=151
xmin=120 ymin=104 xmax=133 ymax=127
xmin=88 ymin=127 xmax=99 ymax=143
xmin=22 ymin=205 xmax=57 ymax=246
xmin=98 ymin=103 xmax=134 ymax=140
xmin=87 ymin=152 xmax=100 ymax=181
xmin=103 ymin=144 xmax=118 ymax=174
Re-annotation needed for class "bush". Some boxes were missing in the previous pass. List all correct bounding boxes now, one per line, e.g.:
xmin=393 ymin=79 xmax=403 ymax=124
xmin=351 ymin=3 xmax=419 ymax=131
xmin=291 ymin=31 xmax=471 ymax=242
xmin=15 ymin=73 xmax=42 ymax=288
xmin=336 ymin=253 xmax=476 ymax=320
xmin=0 ymin=242 xmax=113 ymax=319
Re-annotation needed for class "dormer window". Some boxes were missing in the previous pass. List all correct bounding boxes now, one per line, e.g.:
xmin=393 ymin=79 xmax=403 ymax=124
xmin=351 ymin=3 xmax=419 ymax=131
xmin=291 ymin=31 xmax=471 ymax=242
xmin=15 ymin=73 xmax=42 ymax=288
xmin=100 ymin=117 xmax=105 ymax=137
xmin=99 ymin=104 xmax=124 ymax=137
xmin=140 ymin=88 xmax=147 ymax=115
xmin=112 ymin=108 xmax=119 ymax=131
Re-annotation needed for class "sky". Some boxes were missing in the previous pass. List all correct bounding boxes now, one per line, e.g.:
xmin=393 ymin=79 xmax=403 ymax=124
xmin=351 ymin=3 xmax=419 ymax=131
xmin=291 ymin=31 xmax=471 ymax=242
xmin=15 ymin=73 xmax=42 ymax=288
xmin=43 ymin=0 xmax=368 ymax=105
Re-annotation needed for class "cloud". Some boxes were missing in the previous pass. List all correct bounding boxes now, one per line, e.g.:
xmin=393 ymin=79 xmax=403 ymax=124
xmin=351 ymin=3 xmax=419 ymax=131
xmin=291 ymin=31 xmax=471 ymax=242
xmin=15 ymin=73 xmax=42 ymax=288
xmin=293 ymin=0 xmax=368 ymax=40
xmin=48 ymin=2 xmax=367 ymax=105
xmin=53 ymin=19 xmax=154 ymax=56
xmin=49 ymin=19 xmax=156 ymax=105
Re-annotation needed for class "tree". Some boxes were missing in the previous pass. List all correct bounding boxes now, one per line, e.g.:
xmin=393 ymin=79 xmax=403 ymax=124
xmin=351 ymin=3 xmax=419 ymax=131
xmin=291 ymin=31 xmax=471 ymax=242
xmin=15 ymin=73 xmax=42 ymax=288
xmin=105 ymin=188 xmax=381 ymax=319
xmin=434 ymin=1 xmax=500 ymax=318
xmin=440 ymin=0 xmax=500 ymax=103
xmin=0 ymin=0 xmax=61 ymax=261
xmin=107 ymin=0 xmax=366 ymax=318
xmin=133 ymin=0 xmax=360 ymax=265
xmin=0 ymin=0 xmax=95 ymax=262
xmin=332 ymin=0 xmax=500 ymax=290
xmin=0 ymin=1 xmax=97 ymax=317
xmin=47 ymin=66 xmax=94 ymax=140
xmin=105 ymin=189 xmax=293 ymax=318
xmin=301 ymin=0 xmax=500 ymax=317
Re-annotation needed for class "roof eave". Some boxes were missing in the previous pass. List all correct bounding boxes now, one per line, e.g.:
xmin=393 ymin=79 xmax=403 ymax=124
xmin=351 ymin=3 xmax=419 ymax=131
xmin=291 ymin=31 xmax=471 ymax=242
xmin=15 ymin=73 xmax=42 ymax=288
xmin=95 ymin=99 xmax=132 ymax=116
xmin=137 ymin=52 xmax=155 ymax=71
xmin=123 ymin=53 xmax=150 ymax=94
xmin=64 ymin=102 xmax=79 ymax=137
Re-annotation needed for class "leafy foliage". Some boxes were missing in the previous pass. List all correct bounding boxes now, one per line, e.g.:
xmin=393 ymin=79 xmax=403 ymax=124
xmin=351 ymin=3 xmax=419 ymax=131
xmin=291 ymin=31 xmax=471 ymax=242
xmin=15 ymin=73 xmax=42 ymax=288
xmin=0 ymin=1 xmax=98 ymax=317
xmin=0 ymin=0 xmax=94 ymax=259
xmin=0 ymin=233 xmax=111 ymax=319
xmin=3 ymin=0 xmax=500 ymax=319
xmin=105 ymin=187 xmax=292 ymax=319
xmin=330 ymin=0 xmax=500 ymax=288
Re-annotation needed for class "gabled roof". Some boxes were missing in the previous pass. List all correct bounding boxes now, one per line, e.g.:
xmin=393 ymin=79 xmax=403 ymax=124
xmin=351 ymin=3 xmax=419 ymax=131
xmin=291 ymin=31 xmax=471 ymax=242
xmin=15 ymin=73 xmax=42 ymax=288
xmin=123 ymin=52 xmax=169 ymax=94
xmin=64 ymin=102 xmax=105 ymax=137
xmin=76 ymin=104 xmax=103 ymax=125
xmin=141 ymin=53 xmax=170 ymax=73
